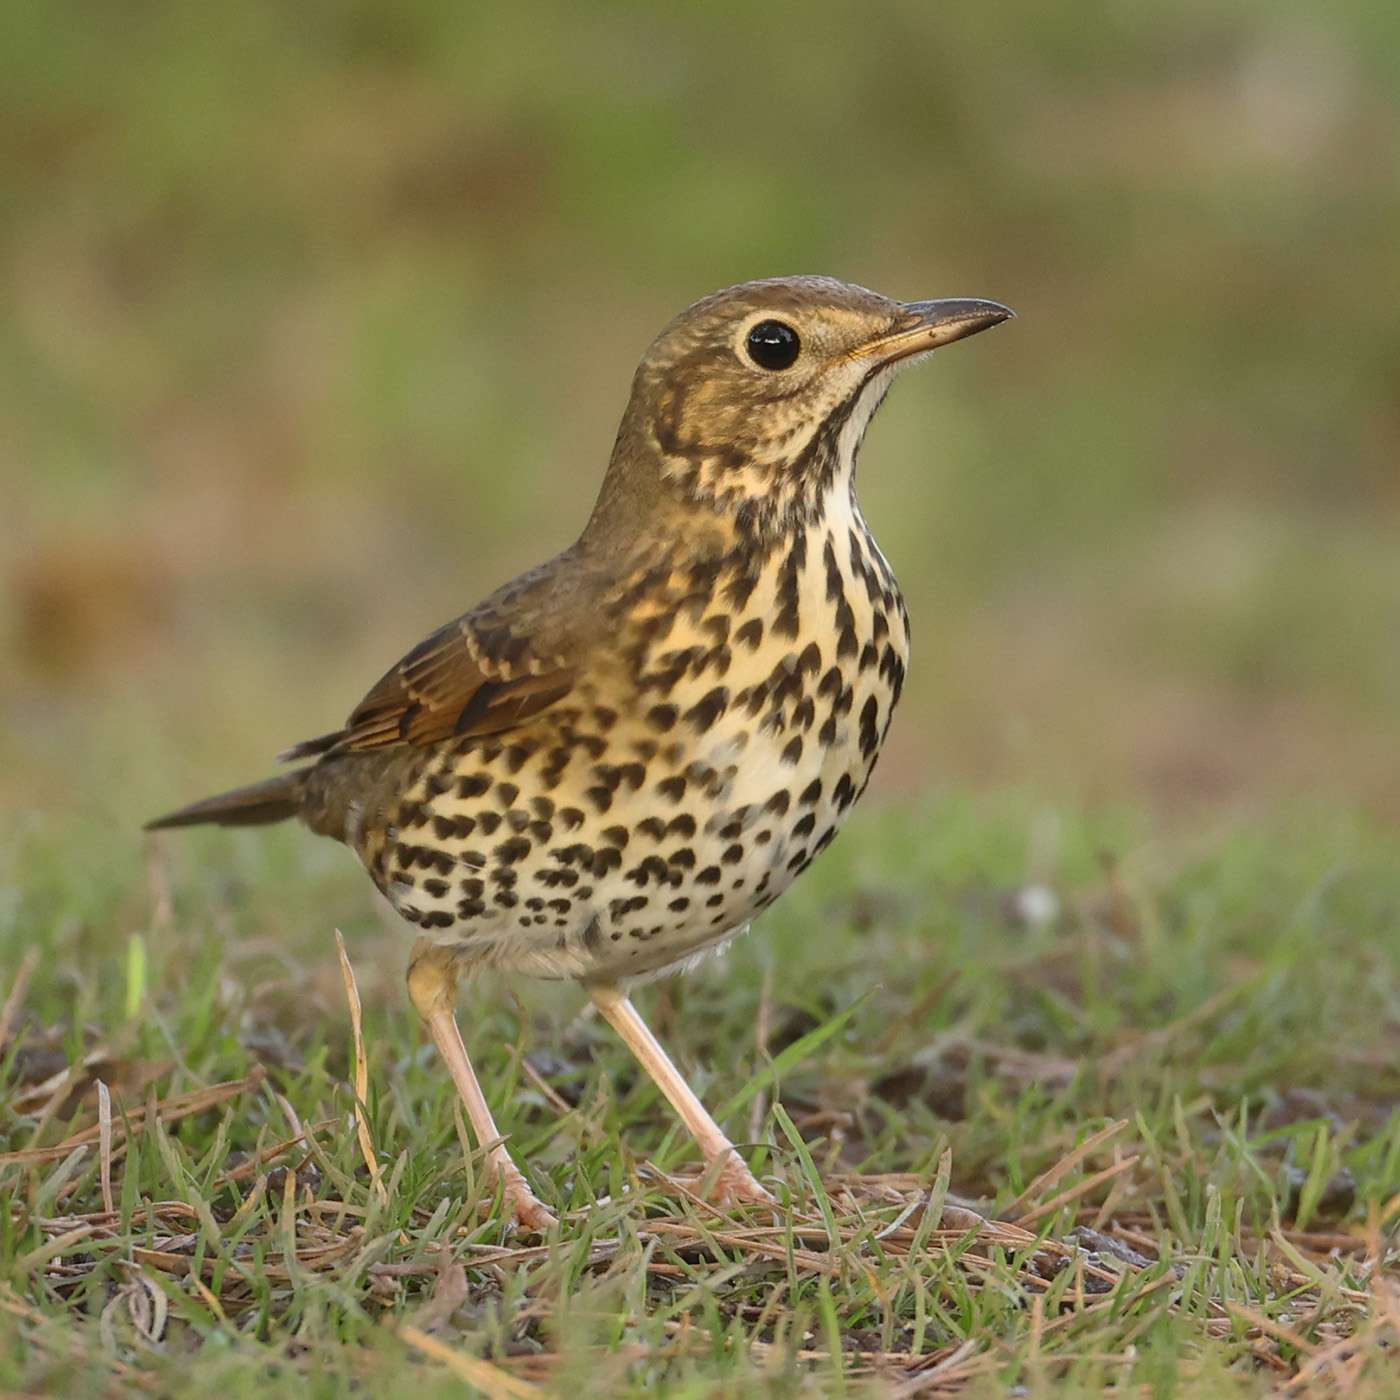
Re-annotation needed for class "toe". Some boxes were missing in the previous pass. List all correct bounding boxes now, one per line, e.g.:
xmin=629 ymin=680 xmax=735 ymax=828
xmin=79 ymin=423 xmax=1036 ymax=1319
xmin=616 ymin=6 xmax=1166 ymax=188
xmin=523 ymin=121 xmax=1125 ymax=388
xmin=708 ymin=1155 xmax=776 ymax=1207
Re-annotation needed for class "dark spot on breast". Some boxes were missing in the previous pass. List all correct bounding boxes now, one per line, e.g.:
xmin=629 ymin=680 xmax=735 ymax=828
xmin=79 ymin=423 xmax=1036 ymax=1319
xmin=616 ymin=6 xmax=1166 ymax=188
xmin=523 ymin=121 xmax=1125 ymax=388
xmin=558 ymin=806 xmax=584 ymax=830
xmin=647 ymin=703 xmax=678 ymax=732
xmin=696 ymin=866 xmax=722 ymax=885
xmin=734 ymin=618 xmax=763 ymax=650
xmin=637 ymin=816 xmax=665 ymax=841
xmin=724 ymin=568 xmax=760 ymax=612
xmin=667 ymin=813 xmax=697 ymax=839
xmin=859 ymin=695 xmax=881 ymax=757
xmin=791 ymin=813 xmax=816 ymax=839
xmin=585 ymin=786 xmax=613 ymax=812
xmin=590 ymin=847 xmax=624 ymax=876
xmin=423 ymin=878 xmax=449 ymax=898
xmin=668 ymin=896 xmax=690 ymax=912
xmin=628 ymin=855 xmax=670 ymax=886
xmin=495 ymin=836 xmax=531 ymax=864
xmin=684 ymin=687 xmax=729 ymax=733
xmin=765 ymin=790 xmax=790 ymax=816
xmin=657 ymin=776 xmax=687 ymax=803
xmin=455 ymin=900 xmax=485 ymax=919
xmin=721 ymin=844 xmax=744 ymax=864
xmin=668 ymin=847 xmax=696 ymax=869
xmin=823 ymin=534 xmax=843 ymax=599
xmin=781 ymin=735 xmax=804 ymax=765
xmin=702 ymin=614 xmax=730 ymax=643
xmin=477 ymin=811 xmax=502 ymax=836
xmin=457 ymin=774 xmax=491 ymax=800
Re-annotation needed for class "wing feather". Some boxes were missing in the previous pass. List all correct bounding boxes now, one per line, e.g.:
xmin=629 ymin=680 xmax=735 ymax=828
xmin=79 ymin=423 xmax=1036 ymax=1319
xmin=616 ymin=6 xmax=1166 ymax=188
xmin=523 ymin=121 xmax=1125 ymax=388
xmin=282 ymin=609 xmax=574 ymax=759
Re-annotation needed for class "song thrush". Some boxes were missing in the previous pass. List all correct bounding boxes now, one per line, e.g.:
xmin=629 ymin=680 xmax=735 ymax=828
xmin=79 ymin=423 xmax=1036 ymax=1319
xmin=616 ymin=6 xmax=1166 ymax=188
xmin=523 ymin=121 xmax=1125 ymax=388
xmin=150 ymin=276 xmax=1012 ymax=1229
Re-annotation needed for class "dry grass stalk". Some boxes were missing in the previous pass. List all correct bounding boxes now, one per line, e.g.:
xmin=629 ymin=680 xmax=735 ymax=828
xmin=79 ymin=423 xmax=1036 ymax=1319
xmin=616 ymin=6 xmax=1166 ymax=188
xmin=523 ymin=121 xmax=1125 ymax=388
xmin=334 ymin=929 xmax=387 ymax=1206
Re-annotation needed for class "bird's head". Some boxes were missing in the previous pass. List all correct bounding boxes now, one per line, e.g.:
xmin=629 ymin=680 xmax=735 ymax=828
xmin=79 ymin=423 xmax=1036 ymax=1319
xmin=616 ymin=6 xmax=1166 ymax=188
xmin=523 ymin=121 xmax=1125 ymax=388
xmin=598 ymin=276 xmax=1012 ymax=542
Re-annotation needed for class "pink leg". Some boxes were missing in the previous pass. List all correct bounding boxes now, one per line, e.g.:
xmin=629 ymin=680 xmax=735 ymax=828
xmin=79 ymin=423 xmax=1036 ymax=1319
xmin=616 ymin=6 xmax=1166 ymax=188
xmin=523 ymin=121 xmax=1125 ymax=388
xmin=590 ymin=984 xmax=773 ymax=1205
xmin=407 ymin=941 xmax=556 ymax=1232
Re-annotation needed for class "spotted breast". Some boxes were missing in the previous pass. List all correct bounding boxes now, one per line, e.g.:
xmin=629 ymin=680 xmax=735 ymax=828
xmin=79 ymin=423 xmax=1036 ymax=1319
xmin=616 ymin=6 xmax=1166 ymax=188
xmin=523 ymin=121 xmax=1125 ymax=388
xmin=364 ymin=487 xmax=907 ymax=983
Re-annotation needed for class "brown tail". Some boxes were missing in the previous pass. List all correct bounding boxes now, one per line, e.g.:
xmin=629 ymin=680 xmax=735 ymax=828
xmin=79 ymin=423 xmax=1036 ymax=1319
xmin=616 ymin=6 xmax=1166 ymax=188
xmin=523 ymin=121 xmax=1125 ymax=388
xmin=145 ymin=771 xmax=309 ymax=831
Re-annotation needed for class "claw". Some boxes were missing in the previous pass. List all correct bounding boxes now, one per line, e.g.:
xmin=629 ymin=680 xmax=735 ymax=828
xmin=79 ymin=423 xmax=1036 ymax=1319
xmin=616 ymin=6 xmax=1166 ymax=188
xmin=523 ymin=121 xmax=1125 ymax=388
xmin=503 ymin=1170 xmax=557 ymax=1233
xmin=705 ymin=1153 xmax=776 ymax=1208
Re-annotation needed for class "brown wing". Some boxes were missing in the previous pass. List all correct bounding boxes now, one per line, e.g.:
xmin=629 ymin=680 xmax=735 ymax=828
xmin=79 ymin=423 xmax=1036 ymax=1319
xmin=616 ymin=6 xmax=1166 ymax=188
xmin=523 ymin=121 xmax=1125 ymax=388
xmin=281 ymin=610 xmax=574 ymax=760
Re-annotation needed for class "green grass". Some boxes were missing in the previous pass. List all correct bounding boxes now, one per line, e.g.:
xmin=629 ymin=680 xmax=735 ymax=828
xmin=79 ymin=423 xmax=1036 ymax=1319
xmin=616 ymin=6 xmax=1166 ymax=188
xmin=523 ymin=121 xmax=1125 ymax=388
xmin=3 ymin=795 xmax=1399 ymax=1395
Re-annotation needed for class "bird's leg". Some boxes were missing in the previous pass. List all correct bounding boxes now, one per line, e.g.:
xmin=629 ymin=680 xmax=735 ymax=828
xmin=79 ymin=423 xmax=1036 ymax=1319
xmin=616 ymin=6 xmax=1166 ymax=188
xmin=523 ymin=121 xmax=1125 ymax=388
xmin=589 ymin=984 xmax=774 ymax=1206
xmin=406 ymin=939 xmax=556 ymax=1232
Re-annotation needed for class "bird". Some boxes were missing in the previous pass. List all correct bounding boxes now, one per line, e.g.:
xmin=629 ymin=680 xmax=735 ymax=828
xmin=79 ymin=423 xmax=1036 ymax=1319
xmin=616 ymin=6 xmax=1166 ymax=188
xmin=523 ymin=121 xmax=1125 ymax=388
xmin=149 ymin=276 xmax=1013 ymax=1230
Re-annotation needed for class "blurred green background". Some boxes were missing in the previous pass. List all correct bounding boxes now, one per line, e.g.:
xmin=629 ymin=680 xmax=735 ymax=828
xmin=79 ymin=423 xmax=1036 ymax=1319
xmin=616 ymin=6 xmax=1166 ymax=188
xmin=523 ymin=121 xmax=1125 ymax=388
xmin=3 ymin=0 xmax=1399 ymax=831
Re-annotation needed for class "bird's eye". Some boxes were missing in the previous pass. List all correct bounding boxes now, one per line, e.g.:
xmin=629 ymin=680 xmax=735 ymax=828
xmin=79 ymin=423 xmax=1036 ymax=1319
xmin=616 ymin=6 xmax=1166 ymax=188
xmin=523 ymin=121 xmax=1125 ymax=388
xmin=745 ymin=320 xmax=801 ymax=371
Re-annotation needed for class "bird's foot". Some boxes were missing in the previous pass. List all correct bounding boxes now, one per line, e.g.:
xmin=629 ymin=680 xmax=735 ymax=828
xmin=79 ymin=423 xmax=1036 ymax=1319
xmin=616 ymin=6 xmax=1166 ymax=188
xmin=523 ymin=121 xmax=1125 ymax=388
xmin=502 ymin=1171 xmax=557 ymax=1233
xmin=669 ymin=1153 xmax=778 ymax=1209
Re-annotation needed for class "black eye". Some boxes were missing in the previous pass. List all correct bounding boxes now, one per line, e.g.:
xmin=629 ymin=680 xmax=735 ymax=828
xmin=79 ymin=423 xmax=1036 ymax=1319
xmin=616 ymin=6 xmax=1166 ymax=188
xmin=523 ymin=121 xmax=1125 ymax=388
xmin=745 ymin=319 xmax=801 ymax=371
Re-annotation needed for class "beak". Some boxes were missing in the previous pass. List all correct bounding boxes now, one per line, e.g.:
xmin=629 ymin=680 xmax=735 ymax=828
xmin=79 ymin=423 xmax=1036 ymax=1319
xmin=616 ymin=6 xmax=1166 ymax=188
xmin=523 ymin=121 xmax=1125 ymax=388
xmin=854 ymin=298 xmax=1015 ymax=365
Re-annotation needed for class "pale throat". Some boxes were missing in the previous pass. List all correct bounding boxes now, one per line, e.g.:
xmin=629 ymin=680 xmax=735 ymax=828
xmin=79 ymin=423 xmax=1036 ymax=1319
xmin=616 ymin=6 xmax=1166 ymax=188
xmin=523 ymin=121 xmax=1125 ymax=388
xmin=653 ymin=359 xmax=904 ymax=544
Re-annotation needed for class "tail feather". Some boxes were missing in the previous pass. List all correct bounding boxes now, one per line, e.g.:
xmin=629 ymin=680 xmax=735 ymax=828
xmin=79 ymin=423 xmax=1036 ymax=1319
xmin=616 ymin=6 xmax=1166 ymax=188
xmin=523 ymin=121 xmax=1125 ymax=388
xmin=145 ymin=771 xmax=309 ymax=831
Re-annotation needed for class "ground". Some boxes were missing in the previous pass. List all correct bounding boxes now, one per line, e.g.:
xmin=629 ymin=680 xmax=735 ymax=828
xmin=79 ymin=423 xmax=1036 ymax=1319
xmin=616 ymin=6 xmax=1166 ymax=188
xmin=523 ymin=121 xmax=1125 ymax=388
xmin=3 ymin=794 xmax=1398 ymax=1396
